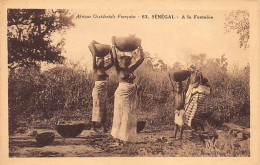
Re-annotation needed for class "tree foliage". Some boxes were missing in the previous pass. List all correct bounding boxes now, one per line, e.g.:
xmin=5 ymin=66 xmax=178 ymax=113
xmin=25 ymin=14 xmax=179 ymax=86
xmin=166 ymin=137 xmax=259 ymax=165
xmin=224 ymin=10 xmax=250 ymax=49
xmin=7 ymin=9 xmax=75 ymax=69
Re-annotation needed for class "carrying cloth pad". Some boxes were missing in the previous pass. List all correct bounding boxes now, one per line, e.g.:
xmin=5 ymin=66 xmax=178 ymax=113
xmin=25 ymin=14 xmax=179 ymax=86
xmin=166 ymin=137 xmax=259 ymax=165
xmin=111 ymin=82 xmax=137 ymax=142
xmin=92 ymin=81 xmax=108 ymax=122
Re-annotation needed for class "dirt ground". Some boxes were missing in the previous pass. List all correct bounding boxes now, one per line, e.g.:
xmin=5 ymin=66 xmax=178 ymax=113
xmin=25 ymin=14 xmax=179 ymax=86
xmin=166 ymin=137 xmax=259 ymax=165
xmin=9 ymin=126 xmax=250 ymax=157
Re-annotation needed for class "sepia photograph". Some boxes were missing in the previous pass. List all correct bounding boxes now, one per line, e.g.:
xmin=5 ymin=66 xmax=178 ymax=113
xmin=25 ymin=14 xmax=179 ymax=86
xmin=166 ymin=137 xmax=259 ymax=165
xmin=0 ymin=0 xmax=260 ymax=164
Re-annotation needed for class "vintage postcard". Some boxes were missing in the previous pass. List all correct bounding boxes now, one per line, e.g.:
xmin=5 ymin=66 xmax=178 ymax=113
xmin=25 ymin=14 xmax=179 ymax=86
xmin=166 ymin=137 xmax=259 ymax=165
xmin=0 ymin=0 xmax=259 ymax=165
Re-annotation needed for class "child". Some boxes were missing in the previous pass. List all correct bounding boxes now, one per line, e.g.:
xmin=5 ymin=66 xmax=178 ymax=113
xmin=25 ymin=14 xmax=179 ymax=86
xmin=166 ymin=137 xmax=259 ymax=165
xmin=173 ymin=81 xmax=186 ymax=139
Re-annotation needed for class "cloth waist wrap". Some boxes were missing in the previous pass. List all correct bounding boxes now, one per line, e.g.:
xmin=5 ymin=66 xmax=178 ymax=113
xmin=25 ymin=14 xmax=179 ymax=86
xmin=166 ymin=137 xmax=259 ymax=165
xmin=174 ymin=109 xmax=185 ymax=126
xmin=111 ymin=82 xmax=137 ymax=142
xmin=92 ymin=81 xmax=107 ymax=122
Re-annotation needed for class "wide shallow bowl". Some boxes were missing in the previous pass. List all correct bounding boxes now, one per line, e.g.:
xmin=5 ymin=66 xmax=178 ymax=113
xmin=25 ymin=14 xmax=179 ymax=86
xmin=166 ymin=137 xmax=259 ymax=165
xmin=114 ymin=36 xmax=141 ymax=52
xmin=35 ymin=132 xmax=55 ymax=147
xmin=137 ymin=121 xmax=146 ymax=133
xmin=89 ymin=44 xmax=111 ymax=57
xmin=56 ymin=123 xmax=85 ymax=138
xmin=173 ymin=70 xmax=191 ymax=82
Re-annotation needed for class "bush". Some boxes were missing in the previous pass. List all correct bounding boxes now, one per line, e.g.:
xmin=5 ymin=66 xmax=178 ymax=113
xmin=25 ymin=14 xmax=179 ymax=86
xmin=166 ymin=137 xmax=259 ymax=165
xmin=8 ymin=54 xmax=250 ymax=134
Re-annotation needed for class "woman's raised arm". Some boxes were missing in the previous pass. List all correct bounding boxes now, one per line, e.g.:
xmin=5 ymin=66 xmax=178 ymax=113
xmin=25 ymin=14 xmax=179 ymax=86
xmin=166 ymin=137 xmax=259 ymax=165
xmin=129 ymin=47 xmax=144 ymax=72
xmin=111 ymin=36 xmax=120 ymax=70
xmin=89 ymin=44 xmax=97 ymax=70
xmin=104 ymin=51 xmax=114 ymax=70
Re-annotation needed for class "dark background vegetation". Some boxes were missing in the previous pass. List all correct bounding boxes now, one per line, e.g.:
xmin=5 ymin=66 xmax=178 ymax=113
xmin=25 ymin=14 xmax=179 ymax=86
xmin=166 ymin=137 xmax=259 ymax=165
xmin=8 ymin=53 xmax=250 ymax=134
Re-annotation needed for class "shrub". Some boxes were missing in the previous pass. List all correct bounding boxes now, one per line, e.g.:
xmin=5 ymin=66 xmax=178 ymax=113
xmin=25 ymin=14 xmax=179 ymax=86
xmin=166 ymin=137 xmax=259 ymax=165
xmin=8 ymin=54 xmax=250 ymax=134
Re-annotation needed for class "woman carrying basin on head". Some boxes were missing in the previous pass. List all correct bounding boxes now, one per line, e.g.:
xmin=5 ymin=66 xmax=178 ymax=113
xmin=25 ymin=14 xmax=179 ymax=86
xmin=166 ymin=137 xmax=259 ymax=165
xmin=110 ymin=36 xmax=144 ymax=142
xmin=89 ymin=41 xmax=114 ymax=133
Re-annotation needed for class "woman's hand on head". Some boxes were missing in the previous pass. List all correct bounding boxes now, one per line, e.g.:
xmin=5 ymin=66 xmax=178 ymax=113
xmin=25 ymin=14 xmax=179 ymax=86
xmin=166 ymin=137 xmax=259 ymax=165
xmin=111 ymin=36 xmax=115 ymax=45
xmin=88 ymin=44 xmax=95 ymax=57
xmin=91 ymin=40 xmax=99 ymax=45
xmin=137 ymin=38 xmax=142 ymax=47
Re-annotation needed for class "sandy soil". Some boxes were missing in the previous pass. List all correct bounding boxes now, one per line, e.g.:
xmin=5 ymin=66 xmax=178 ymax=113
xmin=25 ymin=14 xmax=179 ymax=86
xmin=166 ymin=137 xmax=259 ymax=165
xmin=9 ymin=126 xmax=250 ymax=157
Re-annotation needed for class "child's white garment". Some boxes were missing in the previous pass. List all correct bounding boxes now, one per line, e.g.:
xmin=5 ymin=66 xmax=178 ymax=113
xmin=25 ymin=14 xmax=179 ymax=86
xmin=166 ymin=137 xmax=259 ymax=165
xmin=174 ymin=109 xmax=185 ymax=126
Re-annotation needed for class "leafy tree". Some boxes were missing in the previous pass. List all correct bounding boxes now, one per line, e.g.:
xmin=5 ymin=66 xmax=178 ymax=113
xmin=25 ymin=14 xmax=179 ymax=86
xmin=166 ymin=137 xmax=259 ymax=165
xmin=7 ymin=9 xmax=74 ymax=69
xmin=224 ymin=10 xmax=249 ymax=49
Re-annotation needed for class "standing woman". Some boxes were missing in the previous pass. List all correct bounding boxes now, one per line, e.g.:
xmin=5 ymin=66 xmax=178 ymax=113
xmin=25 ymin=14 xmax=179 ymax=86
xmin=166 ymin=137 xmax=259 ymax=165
xmin=89 ymin=42 xmax=114 ymax=133
xmin=110 ymin=36 xmax=144 ymax=142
